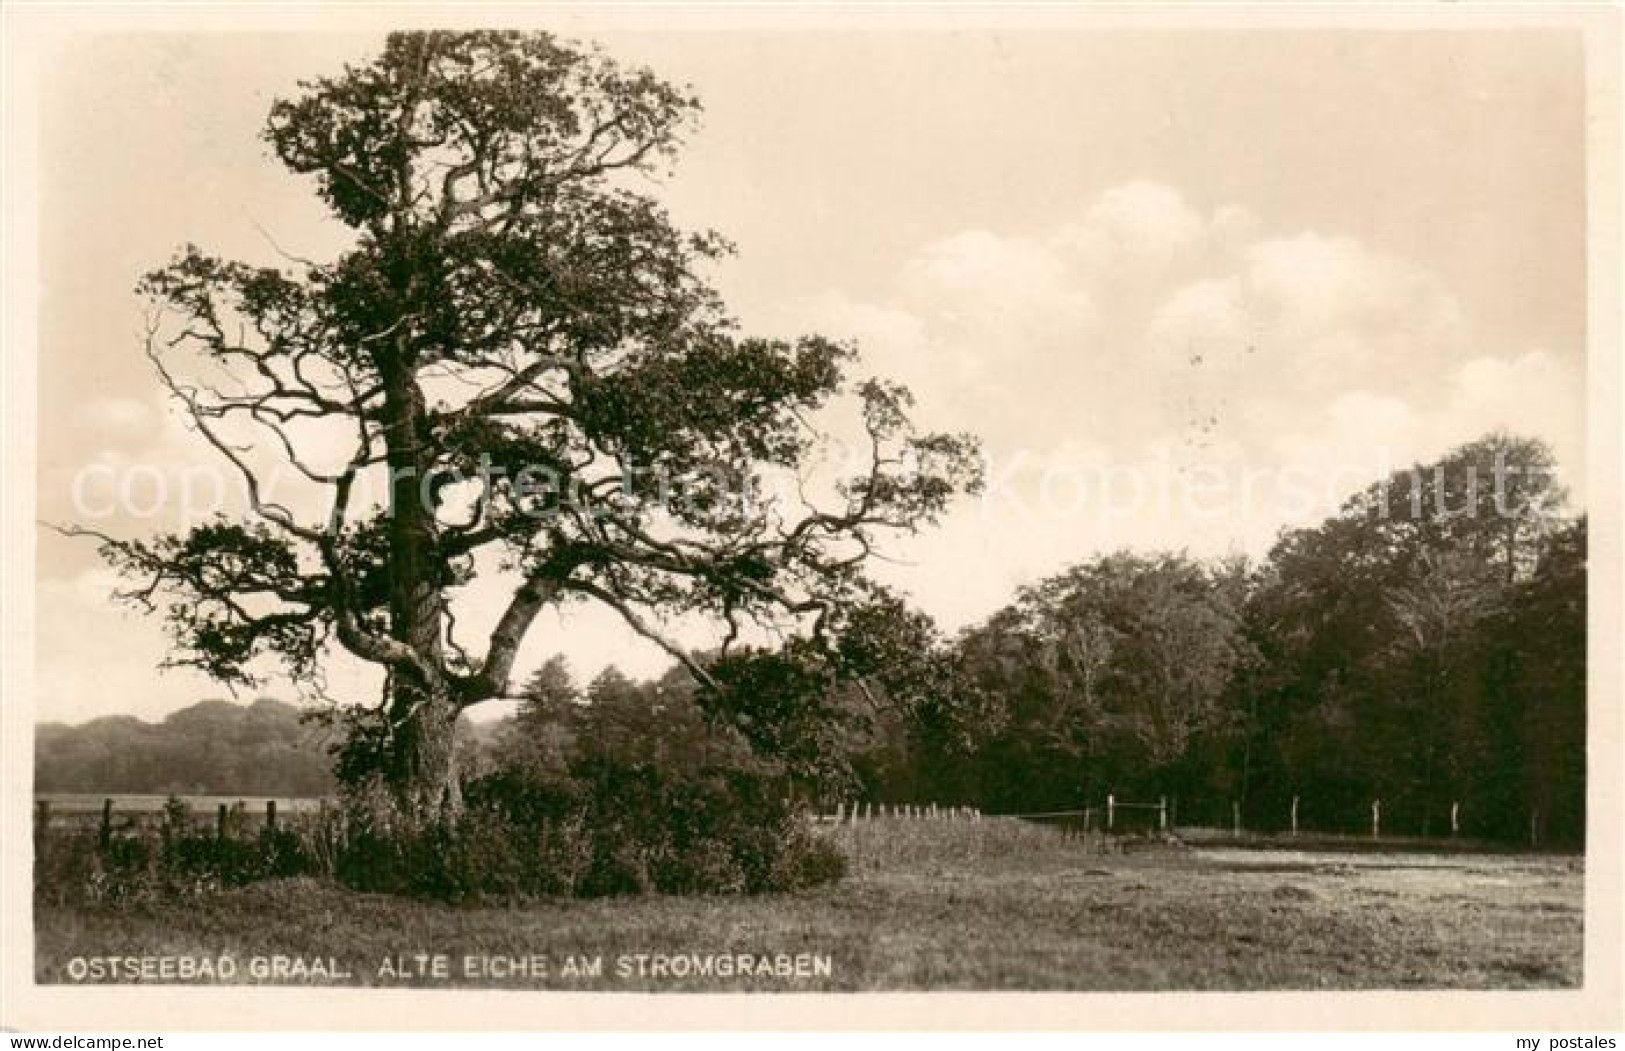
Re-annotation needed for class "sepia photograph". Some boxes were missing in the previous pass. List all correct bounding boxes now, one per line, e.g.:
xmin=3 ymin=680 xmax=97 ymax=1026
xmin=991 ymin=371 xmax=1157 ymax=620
xmin=1 ymin=1 xmax=1620 ymax=1035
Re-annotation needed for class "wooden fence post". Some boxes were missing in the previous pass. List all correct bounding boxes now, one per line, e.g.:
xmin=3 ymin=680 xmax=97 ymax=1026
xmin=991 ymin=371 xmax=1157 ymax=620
xmin=217 ymin=803 xmax=229 ymax=842
xmin=1450 ymin=801 xmax=1459 ymax=837
xmin=1291 ymin=795 xmax=1299 ymax=837
xmin=99 ymin=798 xmax=113 ymax=849
xmin=1158 ymin=796 xmax=1168 ymax=832
xmin=1232 ymin=800 xmax=1241 ymax=835
xmin=1106 ymin=794 xmax=1115 ymax=832
xmin=265 ymin=799 xmax=277 ymax=833
xmin=1371 ymin=799 xmax=1381 ymax=839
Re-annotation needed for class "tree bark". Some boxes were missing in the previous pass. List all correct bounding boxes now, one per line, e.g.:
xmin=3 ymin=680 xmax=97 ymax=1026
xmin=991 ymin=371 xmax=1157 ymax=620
xmin=387 ymin=675 xmax=461 ymax=816
xmin=379 ymin=344 xmax=459 ymax=817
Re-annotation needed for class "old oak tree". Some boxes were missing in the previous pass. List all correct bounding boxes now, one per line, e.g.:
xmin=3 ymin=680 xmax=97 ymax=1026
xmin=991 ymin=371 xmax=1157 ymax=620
xmin=79 ymin=31 xmax=980 ymax=815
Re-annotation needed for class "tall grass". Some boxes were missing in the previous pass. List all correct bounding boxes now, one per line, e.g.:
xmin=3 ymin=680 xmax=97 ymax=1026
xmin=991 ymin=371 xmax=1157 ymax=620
xmin=33 ymin=804 xmax=334 ymax=907
xmin=822 ymin=816 xmax=1117 ymax=876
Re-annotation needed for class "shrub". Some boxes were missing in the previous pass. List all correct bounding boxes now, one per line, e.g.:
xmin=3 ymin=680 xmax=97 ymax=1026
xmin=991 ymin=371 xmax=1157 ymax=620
xmin=34 ymin=830 xmax=103 ymax=908
xmin=33 ymin=799 xmax=327 ymax=908
xmin=36 ymin=755 xmax=851 ymax=906
xmin=333 ymin=758 xmax=850 ymax=902
xmin=89 ymin=836 xmax=159 ymax=902
xmin=333 ymin=766 xmax=589 ymax=902
xmin=771 ymin=830 xmax=848 ymax=890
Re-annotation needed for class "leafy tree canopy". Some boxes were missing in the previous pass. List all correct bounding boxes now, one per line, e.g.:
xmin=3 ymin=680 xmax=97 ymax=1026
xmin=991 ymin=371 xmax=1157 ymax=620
xmin=77 ymin=31 xmax=981 ymax=804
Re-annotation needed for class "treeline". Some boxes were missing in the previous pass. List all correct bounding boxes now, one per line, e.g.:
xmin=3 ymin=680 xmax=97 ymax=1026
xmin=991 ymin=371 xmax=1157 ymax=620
xmin=36 ymin=698 xmax=337 ymax=797
xmin=40 ymin=433 xmax=1586 ymax=848
xmin=478 ymin=433 xmax=1586 ymax=847
xmin=876 ymin=433 xmax=1585 ymax=844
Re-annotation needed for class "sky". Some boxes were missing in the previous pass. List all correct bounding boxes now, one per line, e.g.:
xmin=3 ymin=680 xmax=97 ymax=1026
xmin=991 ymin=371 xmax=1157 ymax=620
xmin=33 ymin=29 xmax=1587 ymax=724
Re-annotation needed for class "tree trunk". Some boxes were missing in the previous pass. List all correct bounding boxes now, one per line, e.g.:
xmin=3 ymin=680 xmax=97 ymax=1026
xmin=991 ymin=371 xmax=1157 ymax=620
xmin=379 ymin=344 xmax=457 ymax=818
xmin=387 ymin=675 xmax=462 ymax=818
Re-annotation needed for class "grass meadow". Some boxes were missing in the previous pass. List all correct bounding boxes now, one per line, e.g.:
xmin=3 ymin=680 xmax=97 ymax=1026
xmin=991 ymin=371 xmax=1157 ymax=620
xmin=34 ymin=817 xmax=1583 ymax=990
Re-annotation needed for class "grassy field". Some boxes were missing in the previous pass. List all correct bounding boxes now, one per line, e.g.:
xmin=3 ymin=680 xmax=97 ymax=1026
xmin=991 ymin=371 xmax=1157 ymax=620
xmin=34 ymin=818 xmax=1583 ymax=990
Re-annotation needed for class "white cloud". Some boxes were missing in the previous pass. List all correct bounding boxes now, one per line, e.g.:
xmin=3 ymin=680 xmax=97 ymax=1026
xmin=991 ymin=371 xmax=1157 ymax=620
xmin=1240 ymin=234 xmax=1466 ymax=390
xmin=1055 ymin=179 xmax=1211 ymax=280
xmin=894 ymin=229 xmax=1099 ymax=397
xmin=1438 ymin=350 xmax=1585 ymax=495
xmin=40 ymin=179 xmax=1584 ymax=715
xmin=791 ymin=180 xmax=1583 ymax=629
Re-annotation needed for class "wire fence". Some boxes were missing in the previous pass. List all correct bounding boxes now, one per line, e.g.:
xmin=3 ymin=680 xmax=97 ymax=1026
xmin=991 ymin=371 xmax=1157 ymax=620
xmin=42 ymin=791 xmax=1560 ymax=852
xmin=812 ymin=794 xmax=1171 ymax=834
xmin=812 ymin=792 xmax=1557 ymax=851
xmin=35 ymin=796 xmax=331 ymax=841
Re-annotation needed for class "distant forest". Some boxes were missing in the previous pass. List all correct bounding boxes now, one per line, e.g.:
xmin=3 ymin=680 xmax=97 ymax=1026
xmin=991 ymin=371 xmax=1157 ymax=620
xmin=34 ymin=699 xmax=501 ymax=799
xmin=38 ymin=434 xmax=1586 ymax=846
xmin=36 ymin=699 xmax=339 ymax=798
